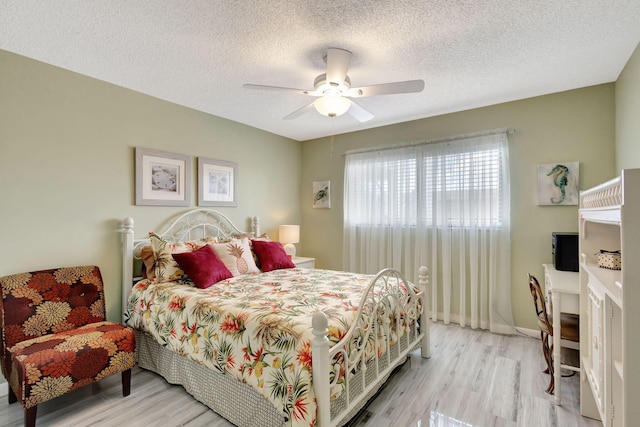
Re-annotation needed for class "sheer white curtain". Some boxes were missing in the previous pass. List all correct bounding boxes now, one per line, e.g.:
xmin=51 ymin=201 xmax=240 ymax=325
xmin=343 ymin=132 xmax=514 ymax=334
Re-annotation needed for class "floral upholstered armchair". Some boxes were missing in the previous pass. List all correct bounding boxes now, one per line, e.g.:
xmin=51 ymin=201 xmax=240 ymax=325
xmin=0 ymin=266 xmax=136 ymax=427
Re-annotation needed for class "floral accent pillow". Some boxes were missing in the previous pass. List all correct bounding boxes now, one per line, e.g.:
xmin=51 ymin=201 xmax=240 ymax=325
xmin=172 ymin=245 xmax=233 ymax=288
xmin=140 ymin=245 xmax=155 ymax=279
xmin=148 ymin=233 xmax=215 ymax=282
xmin=208 ymin=237 xmax=259 ymax=276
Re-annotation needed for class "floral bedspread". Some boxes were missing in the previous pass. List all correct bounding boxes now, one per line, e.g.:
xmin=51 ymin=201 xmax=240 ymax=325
xmin=125 ymin=268 xmax=418 ymax=427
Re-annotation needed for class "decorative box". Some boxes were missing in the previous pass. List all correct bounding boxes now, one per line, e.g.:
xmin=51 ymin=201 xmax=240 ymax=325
xmin=596 ymin=250 xmax=621 ymax=270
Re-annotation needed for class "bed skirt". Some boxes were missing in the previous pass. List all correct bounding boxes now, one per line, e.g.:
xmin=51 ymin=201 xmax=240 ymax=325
xmin=135 ymin=330 xmax=286 ymax=427
xmin=135 ymin=330 xmax=417 ymax=426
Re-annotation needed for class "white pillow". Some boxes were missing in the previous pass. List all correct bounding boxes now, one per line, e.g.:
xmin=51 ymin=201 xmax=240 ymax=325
xmin=208 ymin=237 xmax=259 ymax=276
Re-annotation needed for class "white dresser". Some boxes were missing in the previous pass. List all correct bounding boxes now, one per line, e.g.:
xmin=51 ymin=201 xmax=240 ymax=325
xmin=579 ymin=169 xmax=640 ymax=427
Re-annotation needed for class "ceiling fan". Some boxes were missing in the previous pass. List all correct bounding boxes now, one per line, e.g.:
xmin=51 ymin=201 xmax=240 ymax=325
xmin=243 ymin=48 xmax=425 ymax=122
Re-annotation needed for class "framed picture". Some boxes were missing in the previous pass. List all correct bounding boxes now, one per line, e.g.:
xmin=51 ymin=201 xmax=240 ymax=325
xmin=135 ymin=147 xmax=191 ymax=206
xmin=198 ymin=157 xmax=238 ymax=207
xmin=537 ymin=161 xmax=579 ymax=206
xmin=313 ymin=180 xmax=331 ymax=208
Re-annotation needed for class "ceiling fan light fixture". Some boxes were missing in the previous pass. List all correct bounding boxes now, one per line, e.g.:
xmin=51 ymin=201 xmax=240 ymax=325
xmin=243 ymin=48 xmax=424 ymax=122
xmin=314 ymin=95 xmax=350 ymax=118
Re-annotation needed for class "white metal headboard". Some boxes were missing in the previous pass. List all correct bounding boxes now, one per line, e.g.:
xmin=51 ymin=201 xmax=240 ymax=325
xmin=121 ymin=209 xmax=260 ymax=319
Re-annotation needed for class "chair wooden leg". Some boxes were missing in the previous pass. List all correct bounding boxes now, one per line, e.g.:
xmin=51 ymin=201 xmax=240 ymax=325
xmin=24 ymin=405 xmax=37 ymax=427
xmin=539 ymin=332 xmax=555 ymax=394
xmin=8 ymin=386 xmax=17 ymax=404
xmin=122 ymin=369 xmax=131 ymax=397
xmin=545 ymin=336 xmax=555 ymax=395
xmin=540 ymin=331 xmax=551 ymax=374
xmin=546 ymin=374 xmax=555 ymax=395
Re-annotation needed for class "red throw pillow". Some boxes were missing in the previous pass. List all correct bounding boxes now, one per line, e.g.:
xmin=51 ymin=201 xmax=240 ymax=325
xmin=172 ymin=245 xmax=233 ymax=288
xmin=251 ymin=240 xmax=296 ymax=272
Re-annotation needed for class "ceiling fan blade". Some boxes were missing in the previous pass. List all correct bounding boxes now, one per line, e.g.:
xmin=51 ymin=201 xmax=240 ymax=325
xmin=283 ymin=101 xmax=316 ymax=120
xmin=347 ymin=99 xmax=374 ymax=122
xmin=346 ymin=79 xmax=425 ymax=97
xmin=326 ymin=48 xmax=352 ymax=85
xmin=243 ymin=84 xmax=320 ymax=96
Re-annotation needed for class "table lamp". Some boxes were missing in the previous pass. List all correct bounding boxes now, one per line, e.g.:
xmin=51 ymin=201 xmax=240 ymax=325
xmin=279 ymin=225 xmax=300 ymax=258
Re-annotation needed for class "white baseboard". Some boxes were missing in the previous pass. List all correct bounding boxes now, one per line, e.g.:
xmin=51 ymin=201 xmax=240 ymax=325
xmin=0 ymin=381 xmax=7 ymax=397
xmin=430 ymin=312 xmax=524 ymax=336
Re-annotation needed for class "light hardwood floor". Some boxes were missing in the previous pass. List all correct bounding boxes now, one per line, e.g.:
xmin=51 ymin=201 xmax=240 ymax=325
xmin=0 ymin=322 xmax=601 ymax=427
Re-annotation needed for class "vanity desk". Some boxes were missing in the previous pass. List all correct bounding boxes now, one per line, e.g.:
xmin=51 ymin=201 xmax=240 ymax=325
xmin=543 ymin=263 xmax=580 ymax=405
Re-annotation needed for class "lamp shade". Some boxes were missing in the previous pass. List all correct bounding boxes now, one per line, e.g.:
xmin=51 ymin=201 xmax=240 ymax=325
xmin=279 ymin=225 xmax=300 ymax=244
xmin=314 ymin=95 xmax=351 ymax=117
xmin=279 ymin=225 xmax=300 ymax=257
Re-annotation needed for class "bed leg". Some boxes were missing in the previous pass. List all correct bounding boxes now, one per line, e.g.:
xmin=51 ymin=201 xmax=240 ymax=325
xmin=419 ymin=266 xmax=431 ymax=359
xmin=312 ymin=312 xmax=331 ymax=426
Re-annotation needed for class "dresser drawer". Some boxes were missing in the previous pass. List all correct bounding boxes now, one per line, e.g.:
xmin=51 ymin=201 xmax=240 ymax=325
xmin=586 ymin=281 xmax=605 ymax=413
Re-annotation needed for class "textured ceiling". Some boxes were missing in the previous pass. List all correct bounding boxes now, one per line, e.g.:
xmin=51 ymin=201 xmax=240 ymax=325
xmin=2 ymin=1 xmax=640 ymax=141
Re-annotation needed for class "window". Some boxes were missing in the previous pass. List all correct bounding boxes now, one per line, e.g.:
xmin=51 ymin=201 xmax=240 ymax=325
xmin=344 ymin=133 xmax=508 ymax=228
xmin=343 ymin=131 xmax=514 ymax=333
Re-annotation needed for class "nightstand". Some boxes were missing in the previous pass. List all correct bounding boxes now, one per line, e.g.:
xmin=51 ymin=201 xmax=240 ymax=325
xmin=292 ymin=256 xmax=315 ymax=269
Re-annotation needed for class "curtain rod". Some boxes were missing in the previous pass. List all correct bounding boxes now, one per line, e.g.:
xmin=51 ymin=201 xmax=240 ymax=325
xmin=342 ymin=128 xmax=516 ymax=156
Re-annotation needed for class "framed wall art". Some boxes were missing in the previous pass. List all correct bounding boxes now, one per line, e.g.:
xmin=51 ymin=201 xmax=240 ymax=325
xmin=537 ymin=161 xmax=579 ymax=206
xmin=198 ymin=157 xmax=238 ymax=207
xmin=313 ymin=180 xmax=331 ymax=208
xmin=135 ymin=147 xmax=191 ymax=206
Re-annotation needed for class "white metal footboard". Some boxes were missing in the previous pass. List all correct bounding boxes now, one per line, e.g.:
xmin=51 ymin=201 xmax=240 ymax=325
xmin=312 ymin=266 xmax=430 ymax=426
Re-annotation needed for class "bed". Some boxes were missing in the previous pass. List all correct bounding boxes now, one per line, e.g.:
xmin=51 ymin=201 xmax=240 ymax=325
xmin=120 ymin=209 xmax=429 ymax=427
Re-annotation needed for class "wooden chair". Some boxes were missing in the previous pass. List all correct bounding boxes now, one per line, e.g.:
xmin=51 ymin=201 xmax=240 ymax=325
xmin=527 ymin=273 xmax=579 ymax=394
xmin=0 ymin=266 xmax=136 ymax=427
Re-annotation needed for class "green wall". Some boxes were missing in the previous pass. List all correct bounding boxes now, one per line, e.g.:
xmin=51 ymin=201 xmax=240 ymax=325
xmin=301 ymin=84 xmax=617 ymax=330
xmin=616 ymin=42 xmax=640 ymax=171
xmin=0 ymin=50 xmax=301 ymax=323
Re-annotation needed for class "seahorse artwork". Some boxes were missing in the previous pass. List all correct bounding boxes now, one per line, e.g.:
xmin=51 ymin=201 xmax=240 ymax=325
xmin=547 ymin=164 xmax=570 ymax=204
xmin=537 ymin=161 xmax=579 ymax=206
